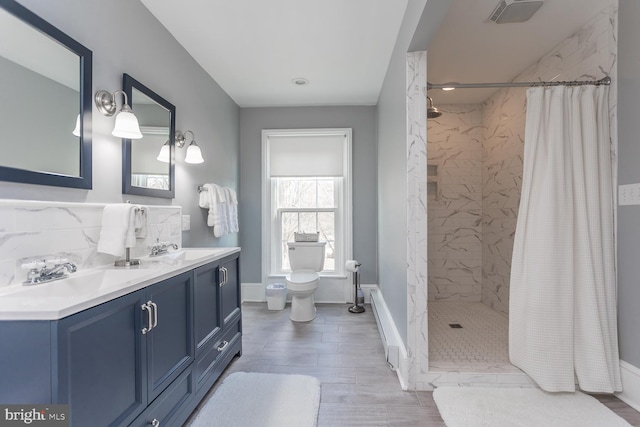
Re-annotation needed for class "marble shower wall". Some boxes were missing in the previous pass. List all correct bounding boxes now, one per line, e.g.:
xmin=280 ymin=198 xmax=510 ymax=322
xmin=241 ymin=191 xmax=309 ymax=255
xmin=481 ymin=1 xmax=618 ymax=315
xmin=0 ymin=200 xmax=182 ymax=287
xmin=427 ymin=105 xmax=484 ymax=301
xmin=425 ymin=2 xmax=617 ymax=314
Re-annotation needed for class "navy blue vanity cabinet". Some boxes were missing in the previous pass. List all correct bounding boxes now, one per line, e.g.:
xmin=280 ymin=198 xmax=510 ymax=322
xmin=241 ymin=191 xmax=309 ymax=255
xmin=145 ymin=272 xmax=194 ymax=402
xmin=193 ymin=253 xmax=242 ymax=397
xmin=55 ymin=271 xmax=194 ymax=427
xmin=0 ymin=251 xmax=241 ymax=427
xmin=55 ymin=289 xmax=147 ymax=427
xmin=220 ymin=254 xmax=241 ymax=329
xmin=193 ymin=262 xmax=222 ymax=357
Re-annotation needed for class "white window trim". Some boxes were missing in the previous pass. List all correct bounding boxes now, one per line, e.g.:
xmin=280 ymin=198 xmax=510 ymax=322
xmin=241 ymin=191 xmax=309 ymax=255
xmin=262 ymin=128 xmax=353 ymax=285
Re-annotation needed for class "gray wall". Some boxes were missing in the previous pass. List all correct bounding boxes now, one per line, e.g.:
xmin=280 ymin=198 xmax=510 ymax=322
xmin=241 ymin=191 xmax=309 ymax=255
xmin=617 ymin=0 xmax=640 ymax=367
xmin=3 ymin=0 xmax=240 ymax=248
xmin=239 ymin=106 xmax=377 ymax=285
xmin=376 ymin=0 xmax=450 ymax=343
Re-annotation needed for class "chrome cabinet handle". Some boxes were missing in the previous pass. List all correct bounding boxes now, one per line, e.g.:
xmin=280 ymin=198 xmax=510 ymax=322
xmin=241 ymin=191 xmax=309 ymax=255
xmin=141 ymin=302 xmax=153 ymax=334
xmin=150 ymin=301 xmax=158 ymax=329
xmin=219 ymin=266 xmax=227 ymax=287
xmin=223 ymin=267 xmax=228 ymax=285
xmin=151 ymin=419 xmax=160 ymax=427
xmin=217 ymin=340 xmax=229 ymax=352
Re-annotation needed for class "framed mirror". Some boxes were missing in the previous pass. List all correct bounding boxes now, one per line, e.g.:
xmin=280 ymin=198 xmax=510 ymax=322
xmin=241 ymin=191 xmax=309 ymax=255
xmin=122 ymin=74 xmax=175 ymax=199
xmin=0 ymin=0 xmax=92 ymax=189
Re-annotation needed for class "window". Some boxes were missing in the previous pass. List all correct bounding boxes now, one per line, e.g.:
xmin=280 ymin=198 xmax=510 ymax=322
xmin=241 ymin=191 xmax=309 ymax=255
xmin=275 ymin=177 xmax=340 ymax=272
xmin=262 ymin=129 xmax=352 ymax=279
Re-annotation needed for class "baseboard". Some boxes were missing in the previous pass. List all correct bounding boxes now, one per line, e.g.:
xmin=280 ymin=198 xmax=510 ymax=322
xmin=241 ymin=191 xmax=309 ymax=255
xmin=241 ymin=283 xmax=265 ymax=302
xmin=370 ymin=287 xmax=409 ymax=389
xmin=242 ymin=282 xmax=378 ymax=304
xmin=359 ymin=284 xmax=376 ymax=304
xmin=617 ymin=360 xmax=640 ymax=412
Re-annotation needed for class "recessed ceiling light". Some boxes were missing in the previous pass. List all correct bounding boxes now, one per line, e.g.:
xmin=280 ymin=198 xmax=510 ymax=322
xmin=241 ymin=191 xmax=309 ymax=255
xmin=291 ymin=78 xmax=309 ymax=86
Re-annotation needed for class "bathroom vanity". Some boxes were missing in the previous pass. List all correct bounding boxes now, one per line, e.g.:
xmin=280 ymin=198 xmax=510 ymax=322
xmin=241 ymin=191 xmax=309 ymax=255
xmin=0 ymin=248 xmax=241 ymax=427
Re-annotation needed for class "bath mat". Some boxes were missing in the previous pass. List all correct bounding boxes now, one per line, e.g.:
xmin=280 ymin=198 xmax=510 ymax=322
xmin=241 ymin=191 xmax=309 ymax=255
xmin=433 ymin=387 xmax=631 ymax=427
xmin=189 ymin=372 xmax=321 ymax=427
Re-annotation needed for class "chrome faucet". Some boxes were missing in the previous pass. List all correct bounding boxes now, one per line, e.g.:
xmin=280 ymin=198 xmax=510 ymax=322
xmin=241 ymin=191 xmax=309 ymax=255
xmin=150 ymin=240 xmax=179 ymax=256
xmin=22 ymin=258 xmax=77 ymax=285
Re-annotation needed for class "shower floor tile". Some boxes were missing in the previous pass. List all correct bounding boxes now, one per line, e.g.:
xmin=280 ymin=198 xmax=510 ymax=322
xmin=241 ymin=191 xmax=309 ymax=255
xmin=428 ymin=301 xmax=521 ymax=373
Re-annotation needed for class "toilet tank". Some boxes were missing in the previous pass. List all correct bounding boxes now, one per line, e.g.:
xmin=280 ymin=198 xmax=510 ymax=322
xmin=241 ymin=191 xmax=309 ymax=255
xmin=287 ymin=241 xmax=326 ymax=271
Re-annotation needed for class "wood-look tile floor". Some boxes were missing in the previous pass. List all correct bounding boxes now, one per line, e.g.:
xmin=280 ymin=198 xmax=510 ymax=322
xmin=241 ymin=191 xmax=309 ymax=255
xmin=186 ymin=302 xmax=640 ymax=427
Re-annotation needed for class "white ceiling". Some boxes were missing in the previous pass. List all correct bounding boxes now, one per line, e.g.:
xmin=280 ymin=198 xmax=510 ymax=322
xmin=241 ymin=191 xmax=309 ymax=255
xmin=141 ymin=0 xmax=611 ymax=108
xmin=140 ymin=0 xmax=409 ymax=107
xmin=427 ymin=0 xmax=612 ymax=105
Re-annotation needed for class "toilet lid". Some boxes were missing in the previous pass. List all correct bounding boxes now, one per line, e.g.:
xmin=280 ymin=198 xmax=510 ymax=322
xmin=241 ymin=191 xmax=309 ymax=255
xmin=287 ymin=270 xmax=319 ymax=285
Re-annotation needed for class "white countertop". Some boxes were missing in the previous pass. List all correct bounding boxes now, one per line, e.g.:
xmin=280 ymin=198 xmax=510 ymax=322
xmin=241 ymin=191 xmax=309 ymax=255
xmin=0 ymin=247 xmax=240 ymax=321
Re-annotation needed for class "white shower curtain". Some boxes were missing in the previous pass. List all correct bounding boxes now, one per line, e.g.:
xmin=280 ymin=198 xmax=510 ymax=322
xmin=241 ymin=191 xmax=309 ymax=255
xmin=509 ymin=84 xmax=622 ymax=393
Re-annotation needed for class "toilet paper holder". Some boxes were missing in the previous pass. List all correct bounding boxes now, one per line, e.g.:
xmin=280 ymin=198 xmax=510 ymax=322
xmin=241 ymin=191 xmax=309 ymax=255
xmin=346 ymin=260 xmax=365 ymax=313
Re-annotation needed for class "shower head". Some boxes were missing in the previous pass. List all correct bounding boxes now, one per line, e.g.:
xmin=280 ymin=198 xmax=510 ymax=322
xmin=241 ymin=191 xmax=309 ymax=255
xmin=427 ymin=96 xmax=442 ymax=119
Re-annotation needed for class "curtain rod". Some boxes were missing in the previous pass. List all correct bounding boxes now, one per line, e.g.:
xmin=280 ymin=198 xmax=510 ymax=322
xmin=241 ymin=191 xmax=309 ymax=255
xmin=427 ymin=76 xmax=611 ymax=90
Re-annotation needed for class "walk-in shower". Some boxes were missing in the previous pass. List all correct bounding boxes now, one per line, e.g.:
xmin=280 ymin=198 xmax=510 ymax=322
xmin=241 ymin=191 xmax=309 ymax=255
xmin=425 ymin=75 xmax=612 ymax=382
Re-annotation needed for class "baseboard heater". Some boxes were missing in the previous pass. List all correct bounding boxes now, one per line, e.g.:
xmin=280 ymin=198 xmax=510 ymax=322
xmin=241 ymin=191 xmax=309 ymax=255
xmin=370 ymin=288 xmax=399 ymax=370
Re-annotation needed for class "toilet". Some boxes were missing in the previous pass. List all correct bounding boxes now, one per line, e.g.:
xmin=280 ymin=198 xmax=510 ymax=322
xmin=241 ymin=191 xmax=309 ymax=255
xmin=285 ymin=241 xmax=326 ymax=322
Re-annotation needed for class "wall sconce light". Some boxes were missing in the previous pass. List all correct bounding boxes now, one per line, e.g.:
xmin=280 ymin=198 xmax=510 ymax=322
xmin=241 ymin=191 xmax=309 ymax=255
xmin=94 ymin=89 xmax=143 ymax=139
xmin=167 ymin=130 xmax=205 ymax=164
xmin=156 ymin=141 xmax=171 ymax=163
xmin=157 ymin=130 xmax=205 ymax=164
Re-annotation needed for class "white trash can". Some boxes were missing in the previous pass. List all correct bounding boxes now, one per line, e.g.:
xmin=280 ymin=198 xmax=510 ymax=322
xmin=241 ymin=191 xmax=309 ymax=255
xmin=266 ymin=283 xmax=287 ymax=310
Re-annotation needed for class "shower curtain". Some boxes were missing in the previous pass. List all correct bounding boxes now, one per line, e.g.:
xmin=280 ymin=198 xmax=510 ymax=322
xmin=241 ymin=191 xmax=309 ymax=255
xmin=509 ymin=84 xmax=622 ymax=393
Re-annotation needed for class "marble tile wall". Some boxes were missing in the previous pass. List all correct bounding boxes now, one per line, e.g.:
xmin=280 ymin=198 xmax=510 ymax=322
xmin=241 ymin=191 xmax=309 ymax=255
xmin=427 ymin=105 xmax=484 ymax=302
xmin=481 ymin=1 xmax=618 ymax=315
xmin=406 ymin=50 xmax=430 ymax=390
xmin=0 ymin=200 xmax=182 ymax=286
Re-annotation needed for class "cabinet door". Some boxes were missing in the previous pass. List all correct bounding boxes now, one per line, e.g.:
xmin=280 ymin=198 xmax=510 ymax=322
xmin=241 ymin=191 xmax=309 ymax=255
xmin=146 ymin=271 xmax=194 ymax=402
xmin=220 ymin=254 xmax=241 ymax=328
xmin=55 ymin=290 xmax=147 ymax=427
xmin=193 ymin=262 xmax=222 ymax=355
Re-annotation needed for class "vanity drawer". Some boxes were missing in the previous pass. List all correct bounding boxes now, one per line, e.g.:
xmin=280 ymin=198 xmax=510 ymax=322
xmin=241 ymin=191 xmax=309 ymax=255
xmin=129 ymin=366 xmax=194 ymax=427
xmin=194 ymin=321 xmax=241 ymax=392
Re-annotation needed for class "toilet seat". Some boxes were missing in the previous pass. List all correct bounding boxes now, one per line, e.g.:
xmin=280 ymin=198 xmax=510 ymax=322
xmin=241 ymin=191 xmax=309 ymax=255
xmin=286 ymin=270 xmax=319 ymax=285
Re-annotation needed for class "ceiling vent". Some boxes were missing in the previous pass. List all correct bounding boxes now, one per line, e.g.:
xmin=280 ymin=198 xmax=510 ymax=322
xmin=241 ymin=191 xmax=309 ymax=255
xmin=489 ymin=0 xmax=543 ymax=24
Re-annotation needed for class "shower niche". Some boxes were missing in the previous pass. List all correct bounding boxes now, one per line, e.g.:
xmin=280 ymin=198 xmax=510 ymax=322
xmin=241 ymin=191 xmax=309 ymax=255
xmin=427 ymin=162 xmax=439 ymax=201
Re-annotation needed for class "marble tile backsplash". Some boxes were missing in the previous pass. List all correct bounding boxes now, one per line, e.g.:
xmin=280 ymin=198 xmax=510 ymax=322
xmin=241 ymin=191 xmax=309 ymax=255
xmin=0 ymin=200 xmax=182 ymax=286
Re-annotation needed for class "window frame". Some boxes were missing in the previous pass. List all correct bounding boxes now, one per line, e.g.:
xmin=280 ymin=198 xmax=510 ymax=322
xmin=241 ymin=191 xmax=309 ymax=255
xmin=262 ymin=129 xmax=352 ymax=282
xmin=274 ymin=176 xmax=342 ymax=274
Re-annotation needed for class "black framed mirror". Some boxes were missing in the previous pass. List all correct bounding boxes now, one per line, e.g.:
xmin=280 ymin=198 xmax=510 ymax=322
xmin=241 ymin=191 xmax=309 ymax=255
xmin=0 ymin=0 xmax=92 ymax=189
xmin=122 ymin=74 xmax=175 ymax=199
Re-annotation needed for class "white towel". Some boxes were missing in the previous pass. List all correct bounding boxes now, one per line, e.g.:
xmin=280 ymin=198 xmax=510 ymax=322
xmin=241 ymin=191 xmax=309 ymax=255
xmin=225 ymin=187 xmax=239 ymax=233
xmin=199 ymin=183 xmax=229 ymax=237
xmin=213 ymin=184 xmax=229 ymax=236
xmin=97 ymin=204 xmax=148 ymax=256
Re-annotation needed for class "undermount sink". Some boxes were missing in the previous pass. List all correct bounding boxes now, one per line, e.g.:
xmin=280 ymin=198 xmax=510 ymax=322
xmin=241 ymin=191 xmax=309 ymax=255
xmin=146 ymin=248 xmax=229 ymax=264
xmin=3 ymin=268 xmax=154 ymax=299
